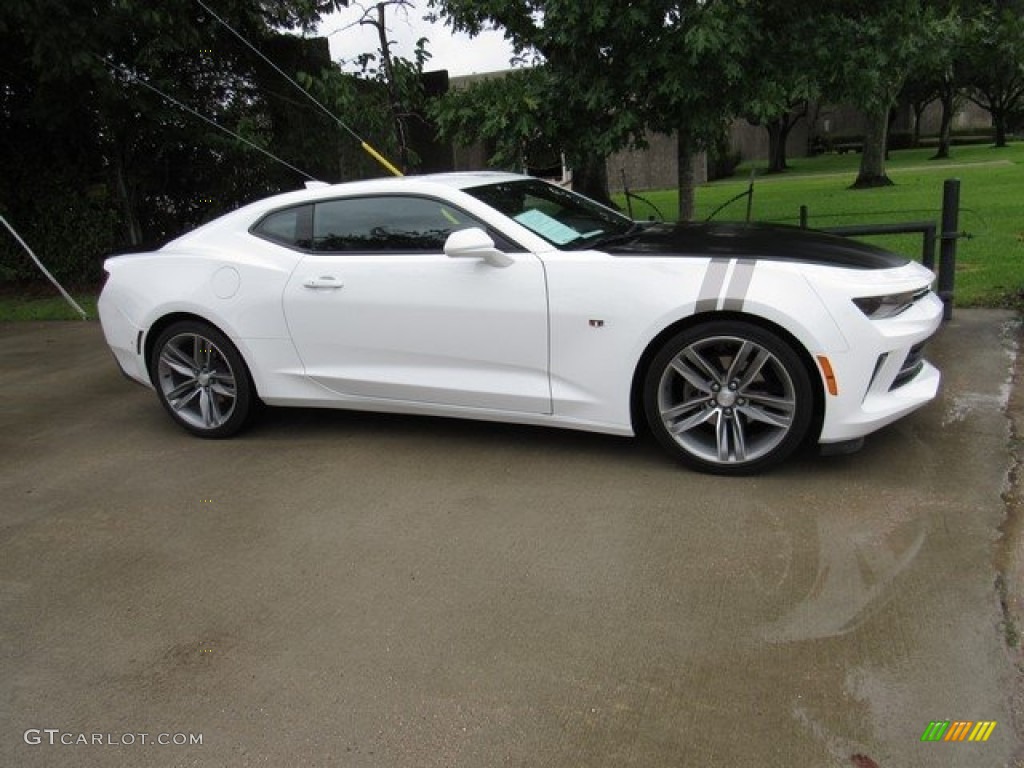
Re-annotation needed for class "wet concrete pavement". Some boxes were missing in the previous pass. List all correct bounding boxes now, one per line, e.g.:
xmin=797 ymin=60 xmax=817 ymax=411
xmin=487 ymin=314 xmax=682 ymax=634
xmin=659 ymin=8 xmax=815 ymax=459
xmin=1 ymin=310 xmax=1021 ymax=767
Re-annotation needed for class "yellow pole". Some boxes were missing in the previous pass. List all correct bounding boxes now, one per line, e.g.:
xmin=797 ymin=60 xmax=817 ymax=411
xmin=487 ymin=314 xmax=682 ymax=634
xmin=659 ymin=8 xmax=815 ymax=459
xmin=361 ymin=142 xmax=404 ymax=177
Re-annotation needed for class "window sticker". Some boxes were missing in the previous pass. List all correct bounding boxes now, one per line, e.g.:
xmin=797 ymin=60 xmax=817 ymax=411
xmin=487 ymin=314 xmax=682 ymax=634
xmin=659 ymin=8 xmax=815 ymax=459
xmin=514 ymin=209 xmax=580 ymax=245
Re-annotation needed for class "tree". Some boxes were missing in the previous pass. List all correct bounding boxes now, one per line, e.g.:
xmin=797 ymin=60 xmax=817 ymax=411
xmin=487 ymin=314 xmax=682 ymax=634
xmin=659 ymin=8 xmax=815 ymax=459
xmin=900 ymin=77 xmax=938 ymax=149
xmin=962 ymin=0 xmax=1024 ymax=148
xmin=815 ymin=0 xmax=941 ymax=188
xmin=430 ymin=1 xmax=758 ymax=218
xmin=332 ymin=0 xmax=433 ymax=173
xmin=895 ymin=2 xmax=967 ymax=160
xmin=427 ymin=0 xmax=654 ymax=205
xmin=748 ymin=104 xmax=808 ymax=175
xmin=931 ymin=82 xmax=962 ymax=160
xmin=639 ymin=2 xmax=757 ymax=218
xmin=0 ymin=0 xmax=349 ymax=282
xmin=431 ymin=68 xmax=551 ymax=169
xmin=738 ymin=2 xmax=826 ymax=174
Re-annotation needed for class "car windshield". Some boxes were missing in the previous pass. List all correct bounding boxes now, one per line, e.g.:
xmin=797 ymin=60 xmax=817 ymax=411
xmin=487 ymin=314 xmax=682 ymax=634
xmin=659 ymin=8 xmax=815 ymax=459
xmin=464 ymin=179 xmax=635 ymax=250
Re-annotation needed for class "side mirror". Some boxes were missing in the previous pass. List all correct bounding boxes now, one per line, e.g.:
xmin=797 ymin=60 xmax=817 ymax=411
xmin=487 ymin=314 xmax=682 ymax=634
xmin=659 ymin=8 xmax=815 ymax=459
xmin=444 ymin=228 xmax=514 ymax=268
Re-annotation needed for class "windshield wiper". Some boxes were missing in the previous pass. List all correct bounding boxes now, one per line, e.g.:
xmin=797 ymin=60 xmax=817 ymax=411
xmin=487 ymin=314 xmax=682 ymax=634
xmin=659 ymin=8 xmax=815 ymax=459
xmin=570 ymin=222 xmax=645 ymax=250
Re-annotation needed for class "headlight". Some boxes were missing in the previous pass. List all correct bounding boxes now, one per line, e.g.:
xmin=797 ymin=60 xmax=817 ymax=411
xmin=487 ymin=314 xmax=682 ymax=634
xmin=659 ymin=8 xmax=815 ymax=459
xmin=852 ymin=288 xmax=928 ymax=319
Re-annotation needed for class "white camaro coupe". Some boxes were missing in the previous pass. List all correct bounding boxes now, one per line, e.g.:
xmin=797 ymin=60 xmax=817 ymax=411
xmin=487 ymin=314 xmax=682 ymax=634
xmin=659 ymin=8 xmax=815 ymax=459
xmin=99 ymin=172 xmax=943 ymax=474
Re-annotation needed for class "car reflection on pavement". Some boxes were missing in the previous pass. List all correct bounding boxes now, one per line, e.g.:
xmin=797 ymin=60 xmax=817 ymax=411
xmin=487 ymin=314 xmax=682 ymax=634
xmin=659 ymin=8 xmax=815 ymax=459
xmin=758 ymin=501 xmax=927 ymax=643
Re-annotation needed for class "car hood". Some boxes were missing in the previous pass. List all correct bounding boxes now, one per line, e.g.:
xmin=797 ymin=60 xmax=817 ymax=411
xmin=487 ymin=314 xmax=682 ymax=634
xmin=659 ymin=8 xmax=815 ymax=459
xmin=605 ymin=221 xmax=909 ymax=269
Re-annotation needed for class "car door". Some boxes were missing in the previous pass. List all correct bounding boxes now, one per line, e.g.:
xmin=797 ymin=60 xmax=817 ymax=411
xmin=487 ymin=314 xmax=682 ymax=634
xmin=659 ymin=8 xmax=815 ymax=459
xmin=280 ymin=195 xmax=551 ymax=414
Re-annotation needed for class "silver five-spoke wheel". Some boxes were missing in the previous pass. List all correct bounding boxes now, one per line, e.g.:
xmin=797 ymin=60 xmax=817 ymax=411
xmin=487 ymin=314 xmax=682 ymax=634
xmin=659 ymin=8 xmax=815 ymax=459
xmin=644 ymin=321 xmax=813 ymax=474
xmin=151 ymin=321 xmax=254 ymax=437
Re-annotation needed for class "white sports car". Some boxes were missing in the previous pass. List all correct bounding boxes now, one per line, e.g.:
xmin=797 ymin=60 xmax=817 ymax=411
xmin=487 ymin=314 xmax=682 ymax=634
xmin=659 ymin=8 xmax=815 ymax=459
xmin=98 ymin=172 xmax=943 ymax=474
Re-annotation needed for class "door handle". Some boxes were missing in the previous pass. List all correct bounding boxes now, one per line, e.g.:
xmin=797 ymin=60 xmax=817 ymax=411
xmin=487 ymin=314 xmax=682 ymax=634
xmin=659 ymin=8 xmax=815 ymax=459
xmin=303 ymin=276 xmax=344 ymax=290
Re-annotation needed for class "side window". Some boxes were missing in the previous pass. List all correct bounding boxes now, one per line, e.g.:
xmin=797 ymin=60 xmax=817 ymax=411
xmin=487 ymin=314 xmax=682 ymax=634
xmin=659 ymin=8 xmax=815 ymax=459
xmin=312 ymin=196 xmax=484 ymax=253
xmin=251 ymin=205 xmax=312 ymax=249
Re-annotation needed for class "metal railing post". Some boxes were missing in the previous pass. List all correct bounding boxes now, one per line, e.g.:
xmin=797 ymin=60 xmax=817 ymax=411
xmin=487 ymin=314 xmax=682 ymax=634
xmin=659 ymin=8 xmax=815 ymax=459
xmin=922 ymin=224 xmax=936 ymax=272
xmin=938 ymin=179 xmax=960 ymax=321
xmin=796 ymin=179 xmax=960 ymax=322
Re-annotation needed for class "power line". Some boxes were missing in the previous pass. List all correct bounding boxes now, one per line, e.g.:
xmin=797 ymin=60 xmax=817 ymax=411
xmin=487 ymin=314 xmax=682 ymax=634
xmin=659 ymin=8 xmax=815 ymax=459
xmin=196 ymin=0 xmax=403 ymax=176
xmin=99 ymin=57 xmax=318 ymax=181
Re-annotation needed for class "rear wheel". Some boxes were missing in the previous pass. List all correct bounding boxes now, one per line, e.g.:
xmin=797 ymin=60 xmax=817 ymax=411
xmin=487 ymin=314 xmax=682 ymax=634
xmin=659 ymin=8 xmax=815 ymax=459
xmin=150 ymin=320 xmax=254 ymax=438
xmin=643 ymin=320 xmax=814 ymax=475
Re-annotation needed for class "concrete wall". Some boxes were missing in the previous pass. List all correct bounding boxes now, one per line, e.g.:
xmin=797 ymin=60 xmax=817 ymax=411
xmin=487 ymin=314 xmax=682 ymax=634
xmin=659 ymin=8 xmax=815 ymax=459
xmin=916 ymin=99 xmax=993 ymax=134
xmin=820 ymin=100 xmax=992 ymax=139
xmin=608 ymin=132 xmax=705 ymax=193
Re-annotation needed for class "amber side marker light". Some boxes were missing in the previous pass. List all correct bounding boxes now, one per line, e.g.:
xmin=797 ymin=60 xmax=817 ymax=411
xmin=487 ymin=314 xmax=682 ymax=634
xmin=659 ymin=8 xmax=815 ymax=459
xmin=817 ymin=356 xmax=839 ymax=396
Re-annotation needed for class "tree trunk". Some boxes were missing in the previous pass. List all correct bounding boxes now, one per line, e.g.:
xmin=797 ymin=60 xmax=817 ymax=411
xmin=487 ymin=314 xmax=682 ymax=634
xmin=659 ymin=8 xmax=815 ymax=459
xmin=676 ymin=131 xmax=697 ymax=222
xmin=571 ymin=154 xmax=614 ymax=207
xmin=373 ymin=3 xmax=409 ymax=172
xmin=885 ymin=107 xmax=897 ymax=161
xmin=852 ymin=108 xmax=894 ymax=188
xmin=993 ymin=109 xmax=1008 ymax=147
xmin=911 ymin=102 xmax=927 ymax=148
xmin=764 ymin=106 xmax=805 ymax=173
xmin=766 ymin=119 xmax=787 ymax=174
xmin=932 ymin=90 xmax=954 ymax=160
xmin=968 ymin=88 xmax=1012 ymax=149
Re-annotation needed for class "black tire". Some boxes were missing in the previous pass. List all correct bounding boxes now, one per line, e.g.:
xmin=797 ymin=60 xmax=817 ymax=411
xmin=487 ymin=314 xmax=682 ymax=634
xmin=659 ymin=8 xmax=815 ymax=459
xmin=149 ymin=320 xmax=254 ymax=438
xmin=642 ymin=320 xmax=814 ymax=475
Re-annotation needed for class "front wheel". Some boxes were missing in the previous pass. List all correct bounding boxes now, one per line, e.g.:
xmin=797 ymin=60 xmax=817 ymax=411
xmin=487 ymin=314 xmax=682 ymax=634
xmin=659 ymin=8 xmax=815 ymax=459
xmin=643 ymin=321 xmax=814 ymax=475
xmin=150 ymin=320 xmax=254 ymax=438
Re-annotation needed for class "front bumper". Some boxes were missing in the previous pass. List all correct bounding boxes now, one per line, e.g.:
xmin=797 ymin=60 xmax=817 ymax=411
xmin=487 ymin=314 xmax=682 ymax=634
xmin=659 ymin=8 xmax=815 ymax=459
xmin=818 ymin=290 xmax=943 ymax=444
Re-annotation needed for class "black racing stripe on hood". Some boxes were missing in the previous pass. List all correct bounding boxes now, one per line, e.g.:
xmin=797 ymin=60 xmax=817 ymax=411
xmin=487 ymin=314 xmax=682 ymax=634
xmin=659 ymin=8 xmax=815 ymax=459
xmin=606 ymin=222 xmax=909 ymax=269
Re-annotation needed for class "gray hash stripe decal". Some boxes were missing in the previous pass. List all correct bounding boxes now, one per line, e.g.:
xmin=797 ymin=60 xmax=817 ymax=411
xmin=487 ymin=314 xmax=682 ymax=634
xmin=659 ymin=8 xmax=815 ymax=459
xmin=695 ymin=258 xmax=730 ymax=312
xmin=722 ymin=259 xmax=756 ymax=311
xmin=696 ymin=258 xmax=757 ymax=312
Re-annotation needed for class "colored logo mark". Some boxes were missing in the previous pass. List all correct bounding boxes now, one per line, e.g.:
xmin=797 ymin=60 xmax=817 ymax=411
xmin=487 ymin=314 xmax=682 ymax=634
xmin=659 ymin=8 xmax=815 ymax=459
xmin=920 ymin=721 xmax=996 ymax=742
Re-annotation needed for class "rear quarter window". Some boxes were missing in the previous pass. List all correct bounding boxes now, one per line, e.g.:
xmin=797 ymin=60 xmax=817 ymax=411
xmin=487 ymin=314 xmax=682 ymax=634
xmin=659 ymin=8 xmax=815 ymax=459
xmin=251 ymin=205 xmax=313 ymax=249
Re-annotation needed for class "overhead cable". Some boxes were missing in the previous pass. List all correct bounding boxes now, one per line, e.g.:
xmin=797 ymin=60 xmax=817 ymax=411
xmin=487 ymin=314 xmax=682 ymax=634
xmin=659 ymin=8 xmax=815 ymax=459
xmin=100 ymin=56 xmax=318 ymax=181
xmin=196 ymin=0 xmax=403 ymax=176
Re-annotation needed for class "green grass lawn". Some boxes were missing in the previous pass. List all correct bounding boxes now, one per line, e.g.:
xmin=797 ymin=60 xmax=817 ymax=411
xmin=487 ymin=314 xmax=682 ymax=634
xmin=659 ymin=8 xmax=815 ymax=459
xmin=0 ymin=293 xmax=97 ymax=321
xmin=618 ymin=142 xmax=1024 ymax=307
